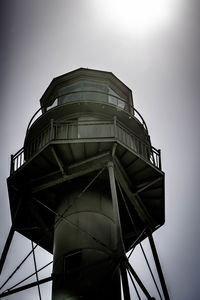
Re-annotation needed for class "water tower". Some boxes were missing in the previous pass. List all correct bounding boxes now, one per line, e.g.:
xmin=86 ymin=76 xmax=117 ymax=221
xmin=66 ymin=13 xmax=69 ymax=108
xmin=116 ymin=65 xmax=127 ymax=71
xmin=0 ymin=68 xmax=169 ymax=299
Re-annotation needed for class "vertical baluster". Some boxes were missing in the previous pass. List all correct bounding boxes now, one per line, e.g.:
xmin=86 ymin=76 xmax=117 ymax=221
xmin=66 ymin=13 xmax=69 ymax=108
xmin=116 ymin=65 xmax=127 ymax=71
xmin=129 ymin=134 xmax=133 ymax=149
xmin=61 ymin=124 xmax=65 ymax=139
xmin=135 ymin=137 xmax=138 ymax=153
xmin=45 ymin=128 xmax=47 ymax=144
xmin=47 ymin=127 xmax=50 ymax=143
xmin=156 ymin=151 xmax=158 ymax=168
xmin=54 ymin=123 xmax=57 ymax=140
xmin=30 ymin=143 xmax=32 ymax=157
xmin=50 ymin=119 xmax=54 ymax=140
xmin=41 ymin=133 xmax=43 ymax=148
xmin=113 ymin=116 xmax=117 ymax=139
xmin=144 ymin=143 xmax=146 ymax=158
xmin=122 ymin=128 xmax=126 ymax=144
xmin=10 ymin=155 xmax=14 ymax=174
xmin=145 ymin=144 xmax=149 ymax=160
xmin=131 ymin=134 xmax=135 ymax=151
xmin=158 ymin=149 xmax=161 ymax=170
xmin=14 ymin=156 xmax=16 ymax=171
xmin=40 ymin=131 xmax=43 ymax=147
xmin=39 ymin=134 xmax=42 ymax=148
xmin=33 ymin=140 xmax=35 ymax=155
xmin=118 ymin=126 xmax=121 ymax=141
xmin=124 ymin=130 xmax=128 ymax=147
xmin=67 ymin=123 xmax=69 ymax=139
xmin=36 ymin=137 xmax=38 ymax=151
xmin=142 ymin=142 xmax=145 ymax=157
xmin=44 ymin=129 xmax=47 ymax=145
xmin=19 ymin=152 xmax=22 ymax=168
xmin=36 ymin=136 xmax=38 ymax=150
xmin=139 ymin=141 xmax=142 ymax=157
xmin=153 ymin=150 xmax=156 ymax=166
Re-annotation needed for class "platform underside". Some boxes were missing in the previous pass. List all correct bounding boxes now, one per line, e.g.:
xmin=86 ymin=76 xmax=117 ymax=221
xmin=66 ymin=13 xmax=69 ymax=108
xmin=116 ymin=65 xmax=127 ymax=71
xmin=7 ymin=139 xmax=164 ymax=254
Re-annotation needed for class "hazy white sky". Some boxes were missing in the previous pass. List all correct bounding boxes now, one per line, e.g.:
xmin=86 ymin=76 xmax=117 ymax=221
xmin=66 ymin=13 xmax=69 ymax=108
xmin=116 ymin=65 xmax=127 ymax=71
xmin=0 ymin=0 xmax=200 ymax=299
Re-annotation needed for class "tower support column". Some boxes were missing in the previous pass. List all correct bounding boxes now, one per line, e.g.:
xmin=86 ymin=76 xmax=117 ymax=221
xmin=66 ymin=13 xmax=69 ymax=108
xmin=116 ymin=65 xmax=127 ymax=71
xmin=107 ymin=161 xmax=124 ymax=254
xmin=148 ymin=232 xmax=170 ymax=300
xmin=120 ymin=261 xmax=131 ymax=300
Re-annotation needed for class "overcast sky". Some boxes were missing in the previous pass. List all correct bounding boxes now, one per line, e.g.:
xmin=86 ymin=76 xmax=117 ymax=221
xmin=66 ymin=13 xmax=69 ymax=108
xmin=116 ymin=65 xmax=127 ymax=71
xmin=0 ymin=1 xmax=200 ymax=299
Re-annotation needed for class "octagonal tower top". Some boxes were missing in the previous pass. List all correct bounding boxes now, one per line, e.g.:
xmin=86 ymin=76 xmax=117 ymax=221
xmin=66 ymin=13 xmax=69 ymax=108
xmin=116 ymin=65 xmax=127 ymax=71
xmin=40 ymin=68 xmax=134 ymax=114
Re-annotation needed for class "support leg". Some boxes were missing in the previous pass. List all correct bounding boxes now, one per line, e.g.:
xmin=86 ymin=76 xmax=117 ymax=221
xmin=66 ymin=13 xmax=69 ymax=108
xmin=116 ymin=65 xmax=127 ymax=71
xmin=0 ymin=195 xmax=23 ymax=274
xmin=31 ymin=241 xmax=42 ymax=300
xmin=107 ymin=161 xmax=124 ymax=253
xmin=148 ymin=232 xmax=170 ymax=300
xmin=120 ymin=261 xmax=131 ymax=300
xmin=0 ymin=226 xmax=15 ymax=274
xmin=127 ymin=261 xmax=153 ymax=300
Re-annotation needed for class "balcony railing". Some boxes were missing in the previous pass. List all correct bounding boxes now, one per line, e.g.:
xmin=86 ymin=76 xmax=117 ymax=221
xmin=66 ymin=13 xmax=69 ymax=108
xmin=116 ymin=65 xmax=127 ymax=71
xmin=10 ymin=118 xmax=161 ymax=174
xmin=26 ymin=91 xmax=148 ymax=135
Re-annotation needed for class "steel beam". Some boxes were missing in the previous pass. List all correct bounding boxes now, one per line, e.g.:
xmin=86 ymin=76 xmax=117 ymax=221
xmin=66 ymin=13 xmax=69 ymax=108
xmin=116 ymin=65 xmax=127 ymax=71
xmin=28 ymin=200 xmax=53 ymax=240
xmin=148 ymin=232 xmax=170 ymax=300
xmin=0 ymin=226 xmax=15 ymax=274
xmin=136 ymin=177 xmax=162 ymax=194
xmin=32 ymin=153 xmax=111 ymax=193
xmin=113 ymin=158 xmax=154 ymax=227
xmin=51 ymin=145 xmax=65 ymax=175
xmin=0 ymin=196 xmax=23 ymax=274
xmin=68 ymin=151 xmax=110 ymax=170
xmin=107 ymin=161 xmax=124 ymax=253
xmin=114 ymin=155 xmax=132 ymax=187
xmin=120 ymin=261 xmax=131 ymax=300
xmin=127 ymin=261 xmax=153 ymax=299
xmin=29 ymin=151 xmax=110 ymax=187
xmin=127 ymin=268 xmax=141 ymax=300
xmin=32 ymin=164 xmax=102 ymax=193
xmin=0 ymin=276 xmax=52 ymax=298
xmin=31 ymin=241 xmax=41 ymax=300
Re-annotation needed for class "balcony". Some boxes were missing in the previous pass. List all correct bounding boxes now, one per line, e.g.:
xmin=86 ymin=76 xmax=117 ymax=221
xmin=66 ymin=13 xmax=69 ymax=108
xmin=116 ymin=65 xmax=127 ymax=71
xmin=10 ymin=118 xmax=161 ymax=174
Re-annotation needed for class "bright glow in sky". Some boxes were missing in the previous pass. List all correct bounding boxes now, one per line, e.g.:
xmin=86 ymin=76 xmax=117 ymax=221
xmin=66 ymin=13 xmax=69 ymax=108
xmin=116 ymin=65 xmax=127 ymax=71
xmin=0 ymin=0 xmax=200 ymax=299
xmin=97 ymin=0 xmax=174 ymax=36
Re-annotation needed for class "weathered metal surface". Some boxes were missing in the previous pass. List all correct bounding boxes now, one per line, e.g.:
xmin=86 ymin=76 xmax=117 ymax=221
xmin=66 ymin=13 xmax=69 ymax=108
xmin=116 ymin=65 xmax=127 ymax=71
xmin=11 ymin=118 xmax=161 ymax=172
xmin=6 ymin=68 xmax=165 ymax=299
xmin=148 ymin=232 xmax=170 ymax=300
xmin=52 ymin=181 xmax=122 ymax=299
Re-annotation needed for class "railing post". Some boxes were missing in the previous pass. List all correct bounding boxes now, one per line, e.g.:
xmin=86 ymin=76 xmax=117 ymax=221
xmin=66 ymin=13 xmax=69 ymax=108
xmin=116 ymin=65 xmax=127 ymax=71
xmin=158 ymin=149 xmax=162 ymax=170
xmin=10 ymin=154 xmax=14 ymax=174
xmin=150 ymin=148 xmax=155 ymax=166
xmin=50 ymin=119 xmax=54 ymax=140
xmin=113 ymin=116 xmax=117 ymax=139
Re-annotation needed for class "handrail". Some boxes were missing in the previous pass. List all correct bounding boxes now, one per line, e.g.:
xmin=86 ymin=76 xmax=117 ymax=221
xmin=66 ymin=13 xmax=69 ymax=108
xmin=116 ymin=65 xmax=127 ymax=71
xmin=10 ymin=147 xmax=24 ymax=174
xmin=11 ymin=119 xmax=161 ymax=174
xmin=25 ymin=107 xmax=43 ymax=138
xmin=133 ymin=107 xmax=148 ymax=133
xmin=25 ymin=91 xmax=148 ymax=134
xmin=54 ymin=90 xmax=148 ymax=131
